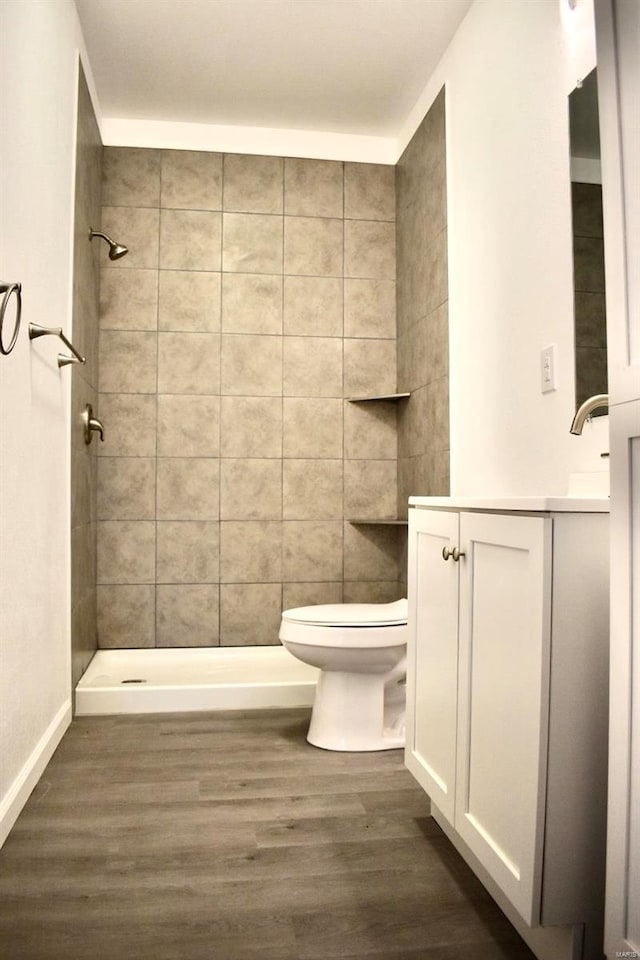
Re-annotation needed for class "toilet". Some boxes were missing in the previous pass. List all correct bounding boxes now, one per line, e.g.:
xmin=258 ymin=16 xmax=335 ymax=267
xmin=279 ymin=598 xmax=408 ymax=752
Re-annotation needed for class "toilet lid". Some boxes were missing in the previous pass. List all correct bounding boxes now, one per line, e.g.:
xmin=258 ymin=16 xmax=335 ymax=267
xmin=282 ymin=598 xmax=408 ymax=627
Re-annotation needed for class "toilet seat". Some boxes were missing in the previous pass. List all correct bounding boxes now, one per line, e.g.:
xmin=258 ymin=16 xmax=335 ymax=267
xmin=282 ymin=598 xmax=407 ymax=628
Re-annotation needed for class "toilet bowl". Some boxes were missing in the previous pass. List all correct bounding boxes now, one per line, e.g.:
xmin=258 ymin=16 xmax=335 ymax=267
xmin=279 ymin=598 xmax=408 ymax=752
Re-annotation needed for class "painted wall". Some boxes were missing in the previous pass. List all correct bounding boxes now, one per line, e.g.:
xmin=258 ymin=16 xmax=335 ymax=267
xmin=398 ymin=0 xmax=606 ymax=496
xmin=0 ymin=0 xmax=93 ymax=844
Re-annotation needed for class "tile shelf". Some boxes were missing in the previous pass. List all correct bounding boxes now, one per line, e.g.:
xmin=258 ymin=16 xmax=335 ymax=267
xmin=347 ymin=392 xmax=411 ymax=402
xmin=348 ymin=518 xmax=408 ymax=525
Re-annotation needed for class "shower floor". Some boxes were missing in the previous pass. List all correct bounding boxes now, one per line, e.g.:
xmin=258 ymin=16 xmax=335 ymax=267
xmin=75 ymin=646 xmax=318 ymax=716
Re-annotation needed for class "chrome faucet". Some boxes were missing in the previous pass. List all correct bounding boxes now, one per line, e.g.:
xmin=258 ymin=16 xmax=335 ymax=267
xmin=570 ymin=394 xmax=609 ymax=435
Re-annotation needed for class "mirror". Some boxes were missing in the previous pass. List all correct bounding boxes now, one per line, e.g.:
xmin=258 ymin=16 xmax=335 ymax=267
xmin=569 ymin=68 xmax=608 ymax=415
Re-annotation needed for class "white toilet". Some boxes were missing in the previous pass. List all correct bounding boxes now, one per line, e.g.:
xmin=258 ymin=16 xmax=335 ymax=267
xmin=279 ymin=598 xmax=408 ymax=752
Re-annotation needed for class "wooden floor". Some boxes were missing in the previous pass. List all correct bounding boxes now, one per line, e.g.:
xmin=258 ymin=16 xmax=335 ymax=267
xmin=0 ymin=709 xmax=536 ymax=960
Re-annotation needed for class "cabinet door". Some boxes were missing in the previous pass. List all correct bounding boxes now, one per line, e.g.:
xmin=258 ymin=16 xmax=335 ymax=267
xmin=406 ymin=509 xmax=459 ymax=823
xmin=454 ymin=512 xmax=552 ymax=925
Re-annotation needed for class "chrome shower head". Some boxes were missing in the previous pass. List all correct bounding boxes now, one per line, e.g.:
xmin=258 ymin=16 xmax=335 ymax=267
xmin=89 ymin=228 xmax=129 ymax=260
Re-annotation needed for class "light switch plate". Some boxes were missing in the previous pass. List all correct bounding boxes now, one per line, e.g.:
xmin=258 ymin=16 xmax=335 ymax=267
xmin=541 ymin=344 xmax=556 ymax=393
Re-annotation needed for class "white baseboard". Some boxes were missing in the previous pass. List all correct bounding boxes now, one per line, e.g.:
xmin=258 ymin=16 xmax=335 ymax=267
xmin=0 ymin=701 xmax=72 ymax=848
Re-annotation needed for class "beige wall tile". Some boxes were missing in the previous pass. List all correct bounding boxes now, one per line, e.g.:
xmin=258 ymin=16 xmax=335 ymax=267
xmin=102 ymin=147 xmax=160 ymax=208
xmin=156 ymin=584 xmax=220 ymax=646
xmin=220 ymin=583 xmax=282 ymax=646
xmin=284 ymin=159 xmax=343 ymax=218
xmin=156 ymin=458 xmax=220 ymax=520
xmin=424 ymin=226 xmax=449 ymax=314
xmin=97 ymin=520 xmax=156 ymax=584
xmin=100 ymin=269 xmax=158 ymax=330
xmin=344 ymin=401 xmax=397 ymax=459
xmin=220 ymin=397 xmax=282 ymax=458
xmin=222 ymin=274 xmax=282 ymax=335
xmin=100 ymin=207 xmax=160 ymax=270
xmin=158 ymin=271 xmax=221 ymax=332
xmin=161 ymin=150 xmax=222 ymax=210
xmin=344 ymin=220 xmax=396 ymax=280
xmin=220 ymin=459 xmax=282 ymax=520
xmin=156 ymin=521 xmax=219 ymax=583
xmin=160 ymin=209 xmax=222 ymax=271
xmin=283 ymin=276 xmax=342 ymax=337
xmin=344 ymin=163 xmax=395 ymax=221
xmin=222 ymin=213 xmax=283 ymax=274
xmin=343 ymin=522 xmax=400 ymax=581
xmin=157 ymin=332 xmax=220 ymax=395
xmin=344 ymin=279 xmax=395 ymax=339
xmin=284 ymin=217 xmax=343 ymax=277
xmin=220 ymin=521 xmax=282 ymax=582
xmin=223 ymin=154 xmax=283 ymax=214
xmin=282 ymin=581 xmax=343 ymax=610
xmin=282 ymin=521 xmax=342 ymax=582
xmin=157 ymin=395 xmax=220 ymax=457
xmin=97 ymin=585 xmax=155 ymax=648
xmin=283 ymin=336 xmax=343 ymax=398
xmin=97 ymin=458 xmax=156 ymax=520
xmin=343 ymin=338 xmax=396 ymax=397
xmin=343 ymin=581 xmax=404 ymax=603
xmin=220 ymin=334 xmax=282 ymax=396
xmin=283 ymin=398 xmax=343 ymax=458
xmin=344 ymin=460 xmax=397 ymax=520
xmin=99 ymin=331 xmax=157 ymax=393
xmin=97 ymin=394 xmax=157 ymax=458
xmin=283 ymin=459 xmax=343 ymax=520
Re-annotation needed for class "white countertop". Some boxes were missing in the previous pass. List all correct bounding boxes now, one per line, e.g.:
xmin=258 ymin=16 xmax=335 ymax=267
xmin=408 ymin=496 xmax=610 ymax=513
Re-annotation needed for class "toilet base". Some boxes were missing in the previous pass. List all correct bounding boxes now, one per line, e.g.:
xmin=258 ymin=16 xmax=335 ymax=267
xmin=306 ymin=668 xmax=405 ymax=752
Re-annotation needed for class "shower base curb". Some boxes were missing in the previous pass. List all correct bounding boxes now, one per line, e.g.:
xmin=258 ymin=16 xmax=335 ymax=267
xmin=75 ymin=646 xmax=318 ymax=716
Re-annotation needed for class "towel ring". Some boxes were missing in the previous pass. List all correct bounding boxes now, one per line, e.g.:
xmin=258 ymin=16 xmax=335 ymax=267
xmin=0 ymin=281 xmax=22 ymax=356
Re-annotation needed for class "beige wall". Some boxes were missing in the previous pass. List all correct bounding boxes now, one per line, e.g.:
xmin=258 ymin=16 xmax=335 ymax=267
xmin=95 ymin=149 xmax=404 ymax=647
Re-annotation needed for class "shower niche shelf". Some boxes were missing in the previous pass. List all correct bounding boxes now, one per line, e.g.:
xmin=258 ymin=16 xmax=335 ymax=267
xmin=348 ymin=518 xmax=408 ymax=526
xmin=347 ymin=392 xmax=410 ymax=402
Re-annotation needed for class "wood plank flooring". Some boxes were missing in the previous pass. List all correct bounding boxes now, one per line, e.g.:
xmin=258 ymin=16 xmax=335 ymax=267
xmin=0 ymin=709 xmax=536 ymax=960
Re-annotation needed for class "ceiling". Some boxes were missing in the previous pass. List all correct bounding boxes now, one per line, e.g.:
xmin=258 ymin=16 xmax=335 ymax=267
xmin=74 ymin=0 xmax=473 ymax=137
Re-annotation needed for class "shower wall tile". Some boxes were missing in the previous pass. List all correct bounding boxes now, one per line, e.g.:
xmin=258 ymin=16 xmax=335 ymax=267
xmin=97 ymin=394 xmax=157 ymax=458
xmin=220 ymin=334 xmax=282 ymax=396
xmin=222 ymin=213 xmax=283 ymax=274
xmin=97 ymin=585 xmax=156 ymax=648
xmin=156 ymin=457 xmax=220 ymax=520
xmin=100 ymin=269 xmax=158 ymax=330
xmin=283 ymin=276 xmax=343 ymax=337
xmin=156 ymin=521 xmax=220 ymax=584
xmin=220 ymin=459 xmax=282 ymax=520
xmin=161 ymin=150 xmax=223 ymax=210
xmin=344 ymin=278 xmax=395 ymax=339
xmin=283 ymin=336 xmax=343 ymax=398
xmin=282 ymin=521 xmax=343 ymax=582
xmin=283 ymin=459 xmax=343 ymax=520
xmin=220 ymin=583 xmax=283 ymax=645
xmin=424 ymin=227 xmax=449 ymax=314
xmin=99 ymin=331 xmax=158 ymax=393
xmin=343 ymin=338 xmax=396 ymax=397
xmin=344 ymin=460 xmax=397 ymax=520
xmin=160 ymin=209 xmax=222 ymax=271
xmin=284 ymin=217 xmax=343 ymax=277
xmin=158 ymin=271 xmax=221 ymax=332
xmin=344 ymin=163 xmax=395 ymax=222
xmin=284 ymin=159 xmax=343 ymax=218
xmin=223 ymin=154 xmax=284 ymax=214
xmin=156 ymin=584 xmax=220 ymax=646
xmin=97 ymin=520 xmax=156 ymax=584
xmin=344 ymin=401 xmax=397 ymax=460
xmin=157 ymin=395 xmax=220 ymax=457
xmin=97 ymin=457 xmax=156 ymax=520
xmin=282 ymin=581 xmax=343 ymax=610
xmin=100 ymin=207 xmax=160 ymax=270
xmin=157 ymin=332 xmax=220 ymax=395
xmin=102 ymin=147 xmax=161 ymax=208
xmin=343 ymin=522 xmax=400 ymax=582
xmin=219 ymin=396 xmax=282 ymax=458
xmin=220 ymin=521 xmax=282 ymax=583
xmin=343 ymin=581 xmax=404 ymax=603
xmin=221 ymin=273 xmax=282 ymax=335
xmin=344 ymin=220 xmax=396 ymax=280
xmin=283 ymin=398 xmax=343 ymax=459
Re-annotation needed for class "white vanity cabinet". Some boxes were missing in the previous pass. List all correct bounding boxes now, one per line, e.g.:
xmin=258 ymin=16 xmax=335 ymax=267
xmin=406 ymin=498 xmax=609 ymax=957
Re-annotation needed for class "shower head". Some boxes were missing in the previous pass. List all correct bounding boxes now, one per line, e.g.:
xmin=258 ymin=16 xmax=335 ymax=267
xmin=89 ymin=228 xmax=129 ymax=260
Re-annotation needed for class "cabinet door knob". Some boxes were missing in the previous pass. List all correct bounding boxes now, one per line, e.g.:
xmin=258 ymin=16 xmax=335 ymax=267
xmin=452 ymin=547 xmax=466 ymax=562
xmin=442 ymin=546 xmax=454 ymax=561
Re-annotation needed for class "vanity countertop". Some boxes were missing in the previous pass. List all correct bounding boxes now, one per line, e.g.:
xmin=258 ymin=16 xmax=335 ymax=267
xmin=408 ymin=495 xmax=610 ymax=513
